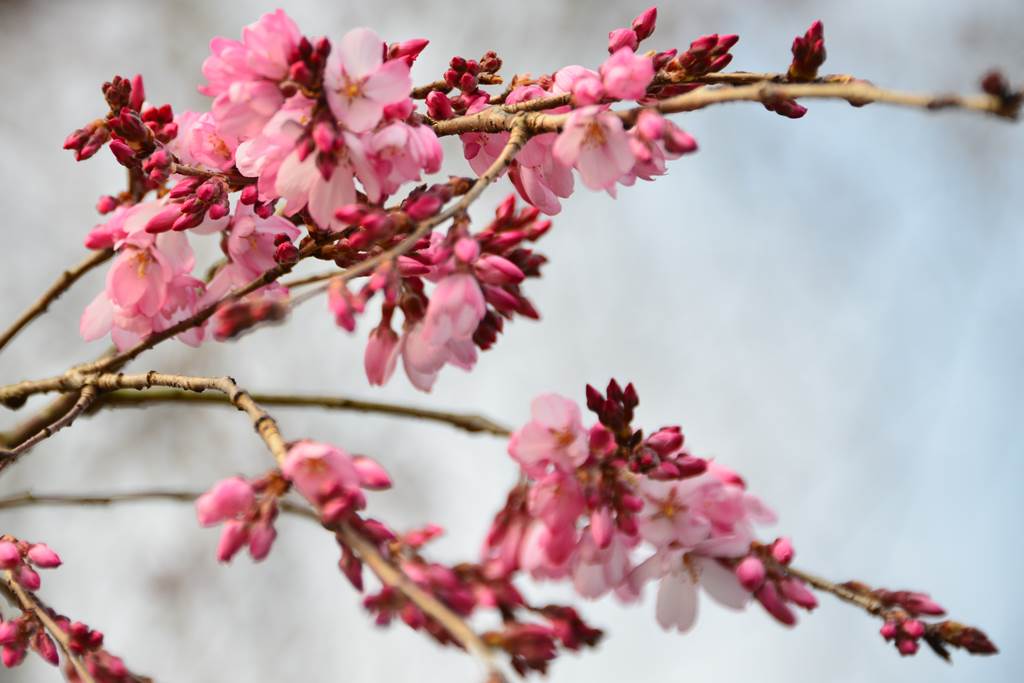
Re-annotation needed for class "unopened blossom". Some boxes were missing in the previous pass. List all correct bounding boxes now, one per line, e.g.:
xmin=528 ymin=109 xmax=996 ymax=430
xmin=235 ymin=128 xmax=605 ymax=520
xmin=508 ymin=394 xmax=589 ymax=475
xmin=324 ymin=28 xmax=413 ymax=133
xmin=365 ymin=323 xmax=400 ymax=385
xmin=552 ymin=106 xmax=635 ymax=191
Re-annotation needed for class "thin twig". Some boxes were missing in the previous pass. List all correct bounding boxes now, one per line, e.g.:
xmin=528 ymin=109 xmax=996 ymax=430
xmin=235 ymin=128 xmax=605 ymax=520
xmin=1 ymin=571 xmax=98 ymax=683
xmin=96 ymin=388 xmax=511 ymax=436
xmin=0 ymin=385 xmax=98 ymax=472
xmin=0 ymin=248 xmax=113 ymax=353
xmin=432 ymin=79 xmax=1019 ymax=137
xmin=0 ymin=488 xmax=511 ymax=680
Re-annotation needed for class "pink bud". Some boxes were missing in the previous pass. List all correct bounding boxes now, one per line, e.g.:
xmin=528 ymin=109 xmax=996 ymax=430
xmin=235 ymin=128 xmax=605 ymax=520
xmin=608 ymin=28 xmax=639 ymax=54
xmin=646 ymin=426 xmax=683 ymax=455
xmin=196 ymin=477 xmax=255 ymax=526
xmin=896 ymin=638 xmax=919 ymax=656
xmin=364 ymin=325 xmax=400 ymax=386
xmin=129 ymin=74 xmax=146 ymax=111
xmin=351 ymin=455 xmax=392 ymax=490
xmin=771 ymin=537 xmax=794 ymax=564
xmin=901 ymin=619 xmax=926 ymax=639
xmin=95 ymin=195 xmax=119 ymax=214
xmin=391 ymin=38 xmax=429 ymax=64
xmin=247 ymin=523 xmax=277 ymax=561
xmin=426 ymin=91 xmax=454 ymax=120
xmin=755 ymin=582 xmax=796 ymax=625
xmin=15 ymin=565 xmax=41 ymax=591
xmin=779 ymin=578 xmax=818 ymax=609
xmin=904 ymin=593 xmax=945 ymax=616
xmin=34 ymin=631 xmax=59 ymax=666
xmin=2 ymin=645 xmax=26 ymax=668
xmin=207 ymin=203 xmax=229 ymax=220
xmin=216 ymin=520 xmax=249 ymax=563
xmin=239 ymin=184 xmax=259 ymax=205
xmin=664 ymin=124 xmax=698 ymax=154
xmin=880 ymin=620 xmax=899 ymax=640
xmin=26 ymin=544 xmax=61 ymax=569
xmin=108 ymin=139 xmax=136 ymax=166
xmin=631 ymin=7 xmax=658 ymax=41
xmin=475 ymin=254 xmax=525 ymax=285
xmin=636 ymin=110 xmax=666 ymax=141
xmin=454 ymin=237 xmax=480 ymax=263
xmin=144 ymin=204 xmax=183 ymax=234
xmin=0 ymin=621 xmax=19 ymax=645
xmin=0 ymin=542 xmax=20 ymax=569
xmin=405 ymin=193 xmax=443 ymax=220
xmin=735 ymin=556 xmax=766 ymax=591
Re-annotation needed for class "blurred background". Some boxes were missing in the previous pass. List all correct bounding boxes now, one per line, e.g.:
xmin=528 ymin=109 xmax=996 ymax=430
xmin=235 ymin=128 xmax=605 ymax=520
xmin=1 ymin=0 xmax=1021 ymax=680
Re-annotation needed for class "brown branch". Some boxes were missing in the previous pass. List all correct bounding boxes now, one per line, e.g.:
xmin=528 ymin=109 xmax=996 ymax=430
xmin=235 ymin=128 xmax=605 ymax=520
xmin=0 ymin=385 xmax=98 ymax=473
xmin=0 ymin=248 xmax=113 ymax=353
xmin=0 ymin=489 xmax=318 ymax=521
xmin=1 ymin=570 xmax=98 ymax=683
xmin=95 ymin=388 xmax=511 ymax=436
xmin=0 ymin=488 xmax=510 ymax=680
xmin=432 ymin=78 xmax=1019 ymax=137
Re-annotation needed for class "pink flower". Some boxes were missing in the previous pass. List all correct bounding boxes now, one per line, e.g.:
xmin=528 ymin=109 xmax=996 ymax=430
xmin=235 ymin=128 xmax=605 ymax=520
xmin=282 ymin=441 xmax=388 ymax=522
xmin=421 ymin=273 xmax=486 ymax=347
xmin=508 ymin=394 xmax=589 ymax=476
xmin=201 ymin=10 xmax=302 ymax=95
xmin=600 ymin=48 xmax=654 ymax=100
xmin=275 ymin=131 xmax=380 ymax=231
xmin=174 ymin=111 xmax=240 ymax=171
xmin=195 ymin=477 xmax=256 ymax=526
xmin=573 ymin=531 xmax=634 ymax=598
xmin=235 ymin=94 xmax=315 ymax=201
xmin=224 ymin=204 xmax=300 ymax=278
xmin=324 ymin=28 xmax=412 ymax=133
xmin=552 ymin=106 xmax=635 ymax=191
xmin=368 ymin=121 xmax=443 ymax=196
xmin=636 ymin=478 xmax=714 ymax=548
xmin=636 ymin=549 xmax=750 ymax=633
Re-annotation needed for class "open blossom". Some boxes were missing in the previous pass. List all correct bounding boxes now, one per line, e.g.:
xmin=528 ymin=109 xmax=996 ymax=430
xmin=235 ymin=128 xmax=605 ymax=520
xmin=81 ymin=202 xmax=206 ymax=350
xmin=223 ymin=204 xmax=300 ymax=278
xmin=275 ymin=130 xmax=381 ymax=231
xmin=324 ymin=28 xmax=413 ymax=133
xmin=368 ymin=121 xmax=443 ymax=196
xmin=600 ymin=48 xmax=654 ymax=100
xmin=634 ymin=548 xmax=750 ymax=632
xmin=282 ymin=441 xmax=390 ymax=522
xmin=195 ymin=475 xmax=278 ymax=563
xmin=393 ymin=272 xmax=487 ymax=392
xmin=200 ymin=10 xmax=301 ymax=138
xmin=508 ymin=394 xmax=589 ymax=475
xmin=173 ymin=110 xmax=239 ymax=171
xmin=552 ymin=106 xmax=635 ymax=191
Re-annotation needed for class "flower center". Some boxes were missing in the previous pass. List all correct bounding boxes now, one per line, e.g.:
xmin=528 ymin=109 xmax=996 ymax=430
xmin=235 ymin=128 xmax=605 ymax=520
xmin=583 ymin=120 xmax=606 ymax=148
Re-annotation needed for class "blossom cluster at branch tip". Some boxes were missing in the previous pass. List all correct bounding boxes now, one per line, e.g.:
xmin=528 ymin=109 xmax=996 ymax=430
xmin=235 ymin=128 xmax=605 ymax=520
xmin=1 ymin=537 xmax=143 ymax=679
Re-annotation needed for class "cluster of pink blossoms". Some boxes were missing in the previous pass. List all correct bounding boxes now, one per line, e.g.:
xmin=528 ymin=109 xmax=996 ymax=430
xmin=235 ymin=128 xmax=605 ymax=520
xmin=484 ymin=381 xmax=817 ymax=633
xmin=65 ymin=7 xmax=730 ymax=391
xmin=195 ymin=440 xmax=390 ymax=563
xmin=1 ymin=537 xmax=139 ymax=679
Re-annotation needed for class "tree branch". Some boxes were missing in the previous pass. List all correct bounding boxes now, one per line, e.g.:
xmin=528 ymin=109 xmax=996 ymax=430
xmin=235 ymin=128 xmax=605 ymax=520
xmin=95 ymin=388 xmax=511 ymax=436
xmin=0 ymin=248 xmax=113 ymax=354
xmin=1 ymin=571 xmax=98 ymax=683
xmin=0 ymin=385 xmax=98 ymax=472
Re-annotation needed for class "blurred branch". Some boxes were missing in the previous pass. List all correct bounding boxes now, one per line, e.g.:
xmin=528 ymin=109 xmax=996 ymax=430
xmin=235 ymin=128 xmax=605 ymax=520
xmin=96 ymin=388 xmax=511 ymax=436
xmin=0 ymin=385 xmax=98 ymax=473
xmin=0 ymin=248 xmax=112 ymax=353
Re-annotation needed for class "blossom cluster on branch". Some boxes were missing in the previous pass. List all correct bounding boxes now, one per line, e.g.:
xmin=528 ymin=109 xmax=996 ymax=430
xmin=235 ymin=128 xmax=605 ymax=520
xmin=1 ymin=3 xmax=1016 ymax=680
